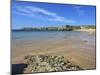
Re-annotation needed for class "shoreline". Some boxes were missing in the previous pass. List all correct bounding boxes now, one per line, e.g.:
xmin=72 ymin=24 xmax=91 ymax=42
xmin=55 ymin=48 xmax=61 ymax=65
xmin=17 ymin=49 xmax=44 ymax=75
xmin=74 ymin=29 xmax=95 ymax=32
xmin=74 ymin=29 xmax=95 ymax=35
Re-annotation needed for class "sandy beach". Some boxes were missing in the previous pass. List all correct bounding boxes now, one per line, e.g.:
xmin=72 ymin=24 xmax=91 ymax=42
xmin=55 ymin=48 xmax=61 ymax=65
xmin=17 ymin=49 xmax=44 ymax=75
xmin=74 ymin=29 xmax=95 ymax=33
xmin=12 ymin=31 xmax=96 ymax=73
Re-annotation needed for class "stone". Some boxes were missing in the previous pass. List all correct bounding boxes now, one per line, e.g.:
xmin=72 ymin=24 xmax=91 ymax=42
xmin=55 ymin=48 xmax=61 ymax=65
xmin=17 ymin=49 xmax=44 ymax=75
xmin=24 ymin=55 xmax=83 ymax=73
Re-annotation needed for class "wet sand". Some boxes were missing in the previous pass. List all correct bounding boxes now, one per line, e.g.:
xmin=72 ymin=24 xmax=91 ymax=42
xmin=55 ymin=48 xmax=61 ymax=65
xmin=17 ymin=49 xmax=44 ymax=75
xmin=12 ymin=31 xmax=96 ymax=72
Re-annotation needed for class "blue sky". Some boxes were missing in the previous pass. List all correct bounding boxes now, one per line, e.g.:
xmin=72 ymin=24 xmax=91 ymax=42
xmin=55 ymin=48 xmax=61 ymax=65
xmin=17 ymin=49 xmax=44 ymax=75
xmin=12 ymin=0 xmax=96 ymax=29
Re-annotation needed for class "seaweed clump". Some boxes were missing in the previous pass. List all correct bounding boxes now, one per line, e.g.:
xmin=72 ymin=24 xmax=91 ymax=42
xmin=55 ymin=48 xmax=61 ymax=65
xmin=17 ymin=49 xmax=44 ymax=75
xmin=24 ymin=55 xmax=83 ymax=73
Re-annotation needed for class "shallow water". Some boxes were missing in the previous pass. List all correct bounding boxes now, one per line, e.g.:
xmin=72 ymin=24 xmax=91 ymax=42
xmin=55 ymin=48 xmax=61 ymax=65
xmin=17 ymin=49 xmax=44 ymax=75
xmin=12 ymin=31 xmax=95 ymax=43
xmin=12 ymin=31 xmax=96 ymax=69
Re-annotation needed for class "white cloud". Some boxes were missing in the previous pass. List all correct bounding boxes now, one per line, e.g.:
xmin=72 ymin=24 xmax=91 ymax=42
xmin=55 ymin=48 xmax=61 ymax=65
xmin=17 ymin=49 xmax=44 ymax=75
xmin=48 ymin=16 xmax=76 ymax=23
xmin=73 ymin=5 xmax=85 ymax=15
xmin=26 ymin=6 xmax=57 ymax=16
xmin=14 ymin=5 xmax=76 ymax=23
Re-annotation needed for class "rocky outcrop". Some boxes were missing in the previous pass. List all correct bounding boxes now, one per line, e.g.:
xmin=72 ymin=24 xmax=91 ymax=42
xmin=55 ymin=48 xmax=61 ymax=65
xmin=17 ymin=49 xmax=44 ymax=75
xmin=24 ymin=55 xmax=83 ymax=73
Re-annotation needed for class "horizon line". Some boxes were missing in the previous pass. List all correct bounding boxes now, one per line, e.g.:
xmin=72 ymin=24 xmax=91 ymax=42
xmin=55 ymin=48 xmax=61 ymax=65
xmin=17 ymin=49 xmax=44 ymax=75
xmin=12 ymin=24 xmax=95 ymax=30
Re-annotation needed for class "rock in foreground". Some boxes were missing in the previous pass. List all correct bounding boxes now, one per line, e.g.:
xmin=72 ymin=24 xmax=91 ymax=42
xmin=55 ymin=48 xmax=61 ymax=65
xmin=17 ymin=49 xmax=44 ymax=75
xmin=24 ymin=55 xmax=83 ymax=73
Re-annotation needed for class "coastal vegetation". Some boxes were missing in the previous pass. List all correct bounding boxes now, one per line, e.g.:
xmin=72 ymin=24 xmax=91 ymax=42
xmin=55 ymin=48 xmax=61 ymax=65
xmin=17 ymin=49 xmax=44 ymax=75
xmin=81 ymin=25 xmax=95 ymax=29
xmin=12 ymin=25 xmax=95 ymax=31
